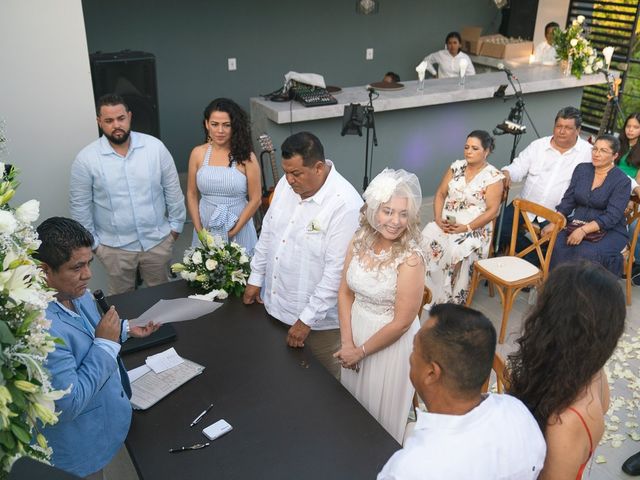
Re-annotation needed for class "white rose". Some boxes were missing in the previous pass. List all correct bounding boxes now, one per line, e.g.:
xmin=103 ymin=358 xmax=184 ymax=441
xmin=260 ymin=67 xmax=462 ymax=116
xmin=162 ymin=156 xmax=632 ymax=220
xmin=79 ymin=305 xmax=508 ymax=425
xmin=577 ymin=15 xmax=585 ymax=24
xmin=192 ymin=251 xmax=203 ymax=265
xmin=572 ymin=19 xmax=578 ymax=26
xmin=570 ymin=38 xmax=578 ymax=47
xmin=216 ymin=289 xmax=228 ymax=300
xmin=239 ymin=254 xmax=249 ymax=264
xmin=205 ymin=259 xmax=218 ymax=271
xmin=15 ymin=199 xmax=39 ymax=224
xmin=0 ymin=210 xmax=17 ymax=234
xmin=584 ymin=65 xmax=593 ymax=74
xmin=595 ymin=60 xmax=604 ymax=70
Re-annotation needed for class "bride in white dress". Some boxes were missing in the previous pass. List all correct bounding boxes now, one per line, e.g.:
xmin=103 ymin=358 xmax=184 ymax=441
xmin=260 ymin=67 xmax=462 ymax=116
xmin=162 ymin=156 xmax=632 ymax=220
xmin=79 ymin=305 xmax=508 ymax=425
xmin=334 ymin=169 xmax=425 ymax=443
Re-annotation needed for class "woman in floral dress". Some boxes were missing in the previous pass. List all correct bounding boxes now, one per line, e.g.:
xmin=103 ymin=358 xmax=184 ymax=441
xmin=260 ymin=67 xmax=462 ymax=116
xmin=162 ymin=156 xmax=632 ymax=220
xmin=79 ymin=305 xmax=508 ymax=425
xmin=422 ymin=130 xmax=504 ymax=304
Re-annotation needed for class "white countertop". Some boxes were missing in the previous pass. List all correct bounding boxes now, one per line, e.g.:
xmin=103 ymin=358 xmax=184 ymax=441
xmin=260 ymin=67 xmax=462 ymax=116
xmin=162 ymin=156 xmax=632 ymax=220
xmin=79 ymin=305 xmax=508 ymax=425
xmin=250 ymin=65 xmax=607 ymax=125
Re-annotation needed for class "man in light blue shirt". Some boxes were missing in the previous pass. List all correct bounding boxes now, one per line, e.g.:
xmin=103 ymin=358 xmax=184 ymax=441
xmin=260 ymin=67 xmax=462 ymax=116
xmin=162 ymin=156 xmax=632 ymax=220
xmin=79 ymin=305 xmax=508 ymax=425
xmin=70 ymin=94 xmax=186 ymax=294
xmin=37 ymin=217 xmax=158 ymax=478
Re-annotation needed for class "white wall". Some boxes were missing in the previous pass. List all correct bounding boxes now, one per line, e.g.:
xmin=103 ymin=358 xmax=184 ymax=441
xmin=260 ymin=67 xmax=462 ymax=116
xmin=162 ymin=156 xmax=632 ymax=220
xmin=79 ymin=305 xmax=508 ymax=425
xmin=0 ymin=0 xmax=97 ymax=222
xmin=0 ymin=0 xmax=110 ymax=288
xmin=533 ymin=0 xmax=570 ymax=45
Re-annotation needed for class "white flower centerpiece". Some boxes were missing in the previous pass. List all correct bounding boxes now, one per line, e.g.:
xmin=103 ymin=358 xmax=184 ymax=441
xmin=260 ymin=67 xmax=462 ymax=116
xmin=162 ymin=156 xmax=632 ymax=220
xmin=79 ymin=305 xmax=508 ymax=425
xmin=0 ymin=161 xmax=67 ymax=473
xmin=171 ymin=230 xmax=250 ymax=297
xmin=552 ymin=15 xmax=604 ymax=78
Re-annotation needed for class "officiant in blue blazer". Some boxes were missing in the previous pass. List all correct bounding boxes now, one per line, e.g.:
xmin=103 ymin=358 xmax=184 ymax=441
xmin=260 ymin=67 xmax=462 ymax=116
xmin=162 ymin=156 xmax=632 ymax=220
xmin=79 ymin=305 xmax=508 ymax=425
xmin=36 ymin=217 xmax=158 ymax=478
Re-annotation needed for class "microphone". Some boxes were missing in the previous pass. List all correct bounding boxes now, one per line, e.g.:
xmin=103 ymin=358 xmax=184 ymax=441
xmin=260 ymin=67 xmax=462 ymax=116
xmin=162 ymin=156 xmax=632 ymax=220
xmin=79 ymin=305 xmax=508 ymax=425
xmin=497 ymin=63 xmax=517 ymax=80
xmin=93 ymin=289 xmax=110 ymax=315
xmin=494 ymin=121 xmax=527 ymax=136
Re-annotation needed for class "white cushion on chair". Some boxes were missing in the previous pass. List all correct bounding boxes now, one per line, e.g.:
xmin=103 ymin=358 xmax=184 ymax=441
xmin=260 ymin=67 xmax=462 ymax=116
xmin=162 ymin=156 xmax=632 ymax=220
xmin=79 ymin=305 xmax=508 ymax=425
xmin=476 ymin=256 xmax=540 ymax=282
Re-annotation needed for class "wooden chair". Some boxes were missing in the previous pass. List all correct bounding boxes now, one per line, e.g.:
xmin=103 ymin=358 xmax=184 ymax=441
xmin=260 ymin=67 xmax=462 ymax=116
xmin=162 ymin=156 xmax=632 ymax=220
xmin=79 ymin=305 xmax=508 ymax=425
xmin=481 ymin=353 xmax=507 ymax=394
xmin=623 ymin=195 xmax=640 ymax=305
xmin=486 ymin=186 xmax=510 ymax=298
xmin=466 ymin=199 xmax=566 ymax=343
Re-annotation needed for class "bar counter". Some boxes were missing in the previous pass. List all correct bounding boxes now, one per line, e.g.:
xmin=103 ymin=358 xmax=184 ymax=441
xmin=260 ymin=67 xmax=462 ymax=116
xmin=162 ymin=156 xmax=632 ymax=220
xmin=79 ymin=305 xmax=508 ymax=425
xmin=250 ymin=64 xmax=607 ymax=196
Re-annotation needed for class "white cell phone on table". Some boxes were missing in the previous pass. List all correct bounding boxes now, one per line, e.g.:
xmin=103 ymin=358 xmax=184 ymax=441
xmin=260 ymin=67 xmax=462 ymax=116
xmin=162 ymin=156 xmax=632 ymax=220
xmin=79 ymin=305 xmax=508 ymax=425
xmin=202 ymin=419 xmax=233 ymax=441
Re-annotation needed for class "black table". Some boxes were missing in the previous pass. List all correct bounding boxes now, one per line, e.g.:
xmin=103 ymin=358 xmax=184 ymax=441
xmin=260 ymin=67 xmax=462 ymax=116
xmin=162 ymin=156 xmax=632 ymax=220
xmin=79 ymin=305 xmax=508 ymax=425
xmin=110 ymin=281 xmax=400 ymax=479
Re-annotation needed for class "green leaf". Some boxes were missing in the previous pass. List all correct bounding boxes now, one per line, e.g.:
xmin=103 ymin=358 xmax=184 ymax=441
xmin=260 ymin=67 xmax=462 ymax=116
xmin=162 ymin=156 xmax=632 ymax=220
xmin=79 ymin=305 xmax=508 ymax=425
xmin=0 ymin=321 xmax=16 ymax=345
xmin=0 ymin=430 xmax=15 ymax=450
xmin=7 ymin=385 xmax=26 ymax=410
xmin=10 ymin=423 xmax=31 ymax=444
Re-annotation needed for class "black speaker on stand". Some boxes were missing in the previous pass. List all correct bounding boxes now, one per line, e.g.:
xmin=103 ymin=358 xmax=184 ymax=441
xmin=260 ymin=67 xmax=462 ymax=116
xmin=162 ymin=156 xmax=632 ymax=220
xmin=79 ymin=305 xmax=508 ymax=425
xmin=498 ymin=0 xmax=540 ymax=40
xmin=89 ymin=50 xmax=161 ymax=138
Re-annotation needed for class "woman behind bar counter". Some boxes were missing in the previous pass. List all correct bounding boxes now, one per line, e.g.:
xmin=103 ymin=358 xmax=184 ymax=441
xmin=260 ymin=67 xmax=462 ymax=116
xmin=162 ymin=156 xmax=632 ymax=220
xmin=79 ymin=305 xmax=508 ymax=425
xmin=422 ymin=31 xmax=476 ymax=79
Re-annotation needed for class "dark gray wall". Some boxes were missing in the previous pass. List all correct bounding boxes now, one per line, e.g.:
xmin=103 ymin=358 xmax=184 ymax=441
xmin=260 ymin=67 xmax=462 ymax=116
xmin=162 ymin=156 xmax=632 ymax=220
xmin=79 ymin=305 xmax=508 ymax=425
xmin=82 ymin=0 xmax=501 ymax=170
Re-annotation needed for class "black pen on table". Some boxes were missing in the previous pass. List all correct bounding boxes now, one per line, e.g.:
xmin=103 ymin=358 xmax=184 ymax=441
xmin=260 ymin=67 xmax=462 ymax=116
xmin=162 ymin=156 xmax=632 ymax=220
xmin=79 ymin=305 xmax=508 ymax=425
xmin=190 ymin=403 xmax=214 ymax=427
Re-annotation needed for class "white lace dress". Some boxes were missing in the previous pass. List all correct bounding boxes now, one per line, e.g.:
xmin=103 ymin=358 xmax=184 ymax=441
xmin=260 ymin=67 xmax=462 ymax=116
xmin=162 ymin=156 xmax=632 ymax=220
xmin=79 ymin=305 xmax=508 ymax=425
xmin=341 ymin=246 xmax=422 ymax=443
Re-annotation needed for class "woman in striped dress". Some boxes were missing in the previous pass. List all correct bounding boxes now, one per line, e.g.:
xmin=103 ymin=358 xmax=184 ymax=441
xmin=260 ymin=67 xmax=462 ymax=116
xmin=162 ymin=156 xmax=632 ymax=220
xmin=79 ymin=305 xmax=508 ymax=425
xmin=186 ymin=98 xmax=261 ymax=254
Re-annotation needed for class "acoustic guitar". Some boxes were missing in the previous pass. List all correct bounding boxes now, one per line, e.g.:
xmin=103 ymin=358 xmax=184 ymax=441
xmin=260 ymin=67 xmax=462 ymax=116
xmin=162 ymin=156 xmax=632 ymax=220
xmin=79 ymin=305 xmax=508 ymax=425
xmin=258 ymin=134 xmax=279 ymax=213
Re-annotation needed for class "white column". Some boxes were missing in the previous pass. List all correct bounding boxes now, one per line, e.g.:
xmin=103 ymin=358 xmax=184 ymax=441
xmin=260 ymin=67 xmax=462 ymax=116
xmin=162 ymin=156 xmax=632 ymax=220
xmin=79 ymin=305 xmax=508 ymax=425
xmin=0 ymin=0 xmax=97 ymax=221
xmin=533 ymin=0 xmax=570 ymax=45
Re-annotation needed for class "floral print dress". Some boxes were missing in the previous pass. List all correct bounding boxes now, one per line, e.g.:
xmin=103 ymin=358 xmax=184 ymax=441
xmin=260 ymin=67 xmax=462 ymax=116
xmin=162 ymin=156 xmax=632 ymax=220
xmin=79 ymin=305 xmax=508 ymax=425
xmin=422 ymin=160 xmax=504 ymax=304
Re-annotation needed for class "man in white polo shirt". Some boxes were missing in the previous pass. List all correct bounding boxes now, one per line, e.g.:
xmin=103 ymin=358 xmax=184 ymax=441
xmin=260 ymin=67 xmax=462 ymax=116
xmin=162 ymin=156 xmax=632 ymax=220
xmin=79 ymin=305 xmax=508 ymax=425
xmin=243 ymin=132 xmax=363 ymax=379
xmin=378 ymin=303 xmax=545 ymax=479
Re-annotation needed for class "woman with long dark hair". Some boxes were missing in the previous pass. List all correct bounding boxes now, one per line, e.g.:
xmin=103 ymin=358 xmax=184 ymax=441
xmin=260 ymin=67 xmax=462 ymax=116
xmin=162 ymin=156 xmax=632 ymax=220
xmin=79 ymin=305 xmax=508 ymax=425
xmin=186 ymin=98 xmax=261 ymax=253
xmin=508 ymin=261 xmax=625 ymax=479
xmin=617 ymin=112 xmax=640 ymax=182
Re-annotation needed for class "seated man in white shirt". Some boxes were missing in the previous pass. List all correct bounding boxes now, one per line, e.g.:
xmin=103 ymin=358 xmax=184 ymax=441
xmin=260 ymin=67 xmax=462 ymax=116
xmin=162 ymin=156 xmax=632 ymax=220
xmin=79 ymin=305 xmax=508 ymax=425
xmin=498 ymin=106 xmax=592 ymax=262
xmin=243 ymin=132 xmax=363 ymax=379
xmin=532 ymin=22 xmax=560 ymax=65
xmin=423 ymin=31 xmax=476 ymax=79
xmin=378 ymin=303 xmax=545 ymax=480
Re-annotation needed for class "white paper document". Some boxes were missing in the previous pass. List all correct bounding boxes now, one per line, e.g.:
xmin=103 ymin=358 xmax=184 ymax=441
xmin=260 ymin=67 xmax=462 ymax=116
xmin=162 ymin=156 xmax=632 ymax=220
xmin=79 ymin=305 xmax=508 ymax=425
xmin=127 ymin=364 xmax=151 ymax=383
xmin=129 ymin=298 xmax=222 ymax=327
xmin=129 ymin=359 xmax=205 ymax=410
xmin=145 ymin=347 xmax=184 ymax=374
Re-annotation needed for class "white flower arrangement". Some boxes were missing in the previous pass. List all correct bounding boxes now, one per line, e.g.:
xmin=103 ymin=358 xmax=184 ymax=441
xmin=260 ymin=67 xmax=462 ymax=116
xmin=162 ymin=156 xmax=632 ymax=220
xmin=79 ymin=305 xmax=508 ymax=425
xmin=171 ymin=230 xmax=250 ymax=297
xmin=0 ymin=156 xmax=66 ymax=472
xmin=553 ymin=15 xmax=606 ymax=79
xmin=364 ymin=173 xmax=399 ymax=205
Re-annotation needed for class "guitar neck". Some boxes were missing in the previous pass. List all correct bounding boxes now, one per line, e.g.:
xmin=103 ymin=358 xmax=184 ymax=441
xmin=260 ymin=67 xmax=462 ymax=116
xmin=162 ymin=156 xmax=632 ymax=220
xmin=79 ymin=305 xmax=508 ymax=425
xmin=598 ymin=101 xmax=615 ymax=136
xmin=269 ymin=151 xmax=278 ymax=187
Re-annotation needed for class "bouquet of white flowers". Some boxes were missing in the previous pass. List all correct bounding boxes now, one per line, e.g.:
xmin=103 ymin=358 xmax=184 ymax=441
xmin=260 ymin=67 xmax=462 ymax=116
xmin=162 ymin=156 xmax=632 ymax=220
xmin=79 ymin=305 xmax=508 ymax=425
xmin=553 ymin=15 xmax=604 ymax=78
xmin=0 ymin=162 xmax=67 ymax=474
xmin=171 ymin=230 xmax=250 ymax=297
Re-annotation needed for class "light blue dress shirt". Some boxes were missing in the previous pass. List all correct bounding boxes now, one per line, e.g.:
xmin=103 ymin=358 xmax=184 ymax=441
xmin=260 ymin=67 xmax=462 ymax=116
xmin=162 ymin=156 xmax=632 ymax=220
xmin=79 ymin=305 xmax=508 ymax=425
xmin=44 ymin=290 xmax=132 ymax=477
xmin=70 ymin=132 xmax=186 ymax=251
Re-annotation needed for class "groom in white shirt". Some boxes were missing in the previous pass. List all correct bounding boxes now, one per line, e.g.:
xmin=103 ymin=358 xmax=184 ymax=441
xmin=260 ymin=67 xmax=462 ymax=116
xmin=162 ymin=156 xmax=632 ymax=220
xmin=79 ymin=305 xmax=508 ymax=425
xmin=243 ymin=132 xmax=363 ymax=379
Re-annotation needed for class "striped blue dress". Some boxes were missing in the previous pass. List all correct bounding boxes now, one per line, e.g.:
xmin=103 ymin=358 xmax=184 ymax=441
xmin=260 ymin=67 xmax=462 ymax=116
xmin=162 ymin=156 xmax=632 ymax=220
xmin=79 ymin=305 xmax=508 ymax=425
xmin=191 ymin=145 xmax=257 ymax=254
